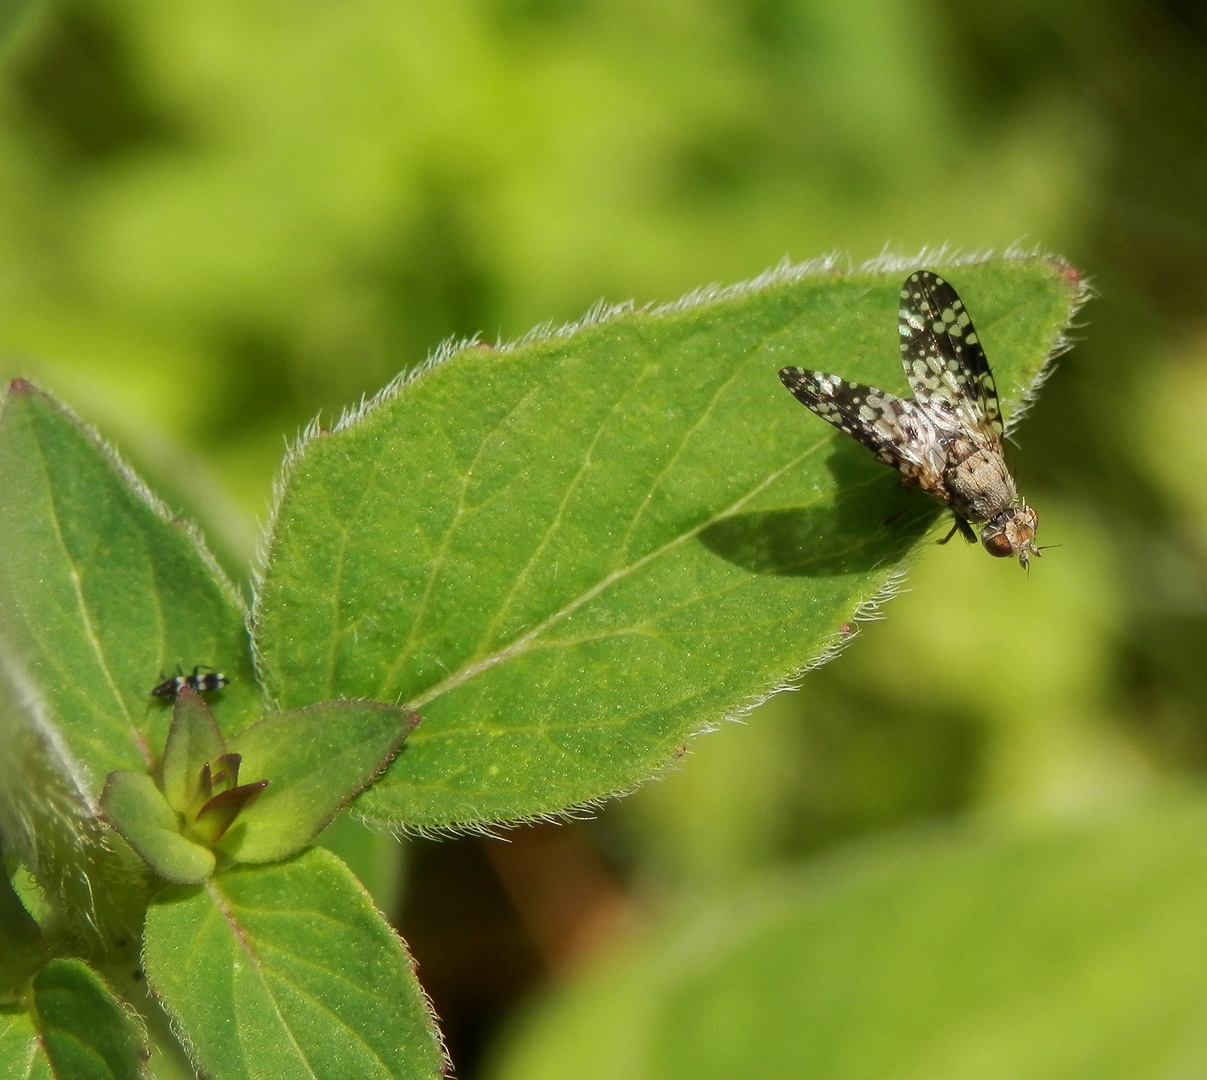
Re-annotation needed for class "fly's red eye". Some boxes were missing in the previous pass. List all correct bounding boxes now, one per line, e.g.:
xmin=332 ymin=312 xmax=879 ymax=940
xmin=983 ymin=532 xmax=1014 ymax=557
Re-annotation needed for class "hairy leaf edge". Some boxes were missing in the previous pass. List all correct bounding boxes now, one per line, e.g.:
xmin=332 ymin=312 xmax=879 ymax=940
xmin=250 ymin=244 xmax=1091 ymax=834
xmin=0 ymin=383 xmax=248 ymax=618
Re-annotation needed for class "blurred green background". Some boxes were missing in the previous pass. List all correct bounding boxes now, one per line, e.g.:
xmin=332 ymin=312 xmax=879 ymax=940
xmin=3 ymin=0 xmax=1207 ymax=1075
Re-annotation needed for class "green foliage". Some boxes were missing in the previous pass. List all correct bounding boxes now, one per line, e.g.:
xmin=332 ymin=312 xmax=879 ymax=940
xmin=144 ymin=850 xmax=445 ymax=1080
xmin=102 ymin=690 xmax=415 ymax=881
xmin=26 ymin=959 xmax=148 ymax=1080
xmin=160 ymin=689 xmax=228 ymax=817
xmin=488 ymin=794 xmax=1207 ymax=1080
xmin=256 ymin=257 xmax=1077 ymax=829
xmin=0 ymin=383 xmax=261 ymax=781
xmin=222 ymin=699 xmax=418 ymax=863
xmin=101 ymin=769 xmax=216 ymax=885
xmin=0 ymin=1011 xmax=48 ymax=1080
xmin=0 ymin=1 xmax=1200 ymax=1075
xmin=0 ymin=256 xmax=1079 ymax=1078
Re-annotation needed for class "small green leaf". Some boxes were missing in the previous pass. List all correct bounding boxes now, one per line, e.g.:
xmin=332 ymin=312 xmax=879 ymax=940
xmin=221 ymin=701 xmax=416 ymax=863
xmin=0 ymin=381 xmax=260 ymax=786
xmin=32 ymin=958 xmax=150 ymax=1080
xmin=144 ymin=848 xmax=445 ymax=1080
xmin=254 ymin=257 xmax=1083 ymax=828
xmin=100 ymin=770 xmax=215 ymax=885
xmin=161 ymin=687 xmax=228 ymax=815
xmin=487 ymin=793 xmax=1207 ymax=1080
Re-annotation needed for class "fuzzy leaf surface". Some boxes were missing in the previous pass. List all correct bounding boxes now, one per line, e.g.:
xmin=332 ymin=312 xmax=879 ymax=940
xmin=254 ymin=259 xmax=1082 ymax=828
xmin=221 ymin=700 xmax=416 ymax=863
xmin=161 ymin=688 xmax=228 ymax=815
xmin=0 ymin=382 xmax=260 ymax=787
xmin=100 ymin=770 xmax=215 ymax=884
xmin=143 ymin=847 xmax=444 ymax=1080
xmin=32 ymin=958 xmax=150 ymax=1080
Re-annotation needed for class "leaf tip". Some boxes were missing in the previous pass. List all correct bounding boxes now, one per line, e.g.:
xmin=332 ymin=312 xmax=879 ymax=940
xmin=1055 ymin=261 xmax=1082 ymax=285
xmin=6 ymin=377 xmax=35 ymax=396
xmin=403 ymin=709 xmax=421 ymax=737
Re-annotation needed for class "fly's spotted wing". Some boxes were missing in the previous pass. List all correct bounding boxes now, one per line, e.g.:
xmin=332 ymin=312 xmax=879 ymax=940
xmin=777 ymin=367 xmax=941 ymax=484
xmin=898 ymin=270 xmax=1002 ymax=440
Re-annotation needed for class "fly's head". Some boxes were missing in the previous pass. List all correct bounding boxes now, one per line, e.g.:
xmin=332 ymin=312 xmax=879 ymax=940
xmin=981 ymin=504 xmax=1040 ymax=569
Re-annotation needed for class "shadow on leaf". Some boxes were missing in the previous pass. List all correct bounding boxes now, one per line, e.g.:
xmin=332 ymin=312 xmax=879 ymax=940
xmin=699 ymin=444 xmax=942 ymax=576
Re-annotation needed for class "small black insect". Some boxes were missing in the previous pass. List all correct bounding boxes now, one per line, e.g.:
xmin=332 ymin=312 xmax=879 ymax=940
xmin=151 ymin=666 xmax=229 ymax=700
xmin=779 ymin=270 xmax=1040 ymax=568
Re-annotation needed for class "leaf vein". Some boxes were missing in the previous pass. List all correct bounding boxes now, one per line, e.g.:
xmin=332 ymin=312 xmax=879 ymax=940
xmin=472 ymin=359 xmax=660 ymax=656
xmin=405 ymin=433 xmax=828 ymax=709
xmin=378 ymin=382 xmax=546 ymax=698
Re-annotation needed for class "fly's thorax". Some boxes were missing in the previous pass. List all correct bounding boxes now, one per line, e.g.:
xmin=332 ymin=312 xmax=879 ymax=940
xmin=943 ymin=440 xmax=1017 ymax=523
xmin=981 ymin=504 xmax=1040 ymax=568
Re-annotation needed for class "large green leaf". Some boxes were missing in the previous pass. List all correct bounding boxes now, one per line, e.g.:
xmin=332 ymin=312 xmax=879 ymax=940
xmin=0 ymin=382 xmax=261 ymax=784
xmin=143 ymin=847 xmax=445 ymax=1080
xmin=486 ymin=792 xmax=1207 ymax=1080
xmin=254 ymin=256 xmax=1084 ymax=828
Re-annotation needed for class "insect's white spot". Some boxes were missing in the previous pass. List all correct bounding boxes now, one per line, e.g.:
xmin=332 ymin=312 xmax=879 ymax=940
xmin=967 ymin=333 xmax=978 ymax=344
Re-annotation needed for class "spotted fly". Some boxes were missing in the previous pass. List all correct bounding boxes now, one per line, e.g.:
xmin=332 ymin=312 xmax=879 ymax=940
xmin=779 ymin=270 xmax=1040 ymax=567
xmin=151 ymin=666 xmax=229 ymax=700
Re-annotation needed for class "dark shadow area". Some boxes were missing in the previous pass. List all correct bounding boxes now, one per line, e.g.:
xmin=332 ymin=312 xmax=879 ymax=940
xmin=698 ymin=442 xmax=942 ymax=576
xmin=11 ymin=0 xmax=182 ymax=169
xmin=396 ymin=836 xmax=543 ymax=1076
xmin=396 ymin=821 xmax=630 ymax=1079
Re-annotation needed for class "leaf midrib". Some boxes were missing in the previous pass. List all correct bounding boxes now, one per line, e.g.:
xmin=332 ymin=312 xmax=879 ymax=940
xmin=404 ymin=431 xmax=832 ymax=713
xmin=383 ymin=308 xmax=831 ymax=712
xmin=27 ymin=416 xmax=150 ymax=766
xmin=209 ymin=876 xmax=401 ymax=1080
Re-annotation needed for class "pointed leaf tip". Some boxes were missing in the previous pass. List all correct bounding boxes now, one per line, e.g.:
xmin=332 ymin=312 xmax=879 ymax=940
xmin=162 ymin=688 xmax=227 ymax=814
xmin=6 ymin=378 xmax=33 ymax=395
xmin=190 ymin=780 xmax=269 ymax=844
